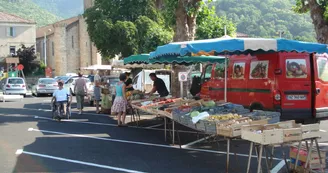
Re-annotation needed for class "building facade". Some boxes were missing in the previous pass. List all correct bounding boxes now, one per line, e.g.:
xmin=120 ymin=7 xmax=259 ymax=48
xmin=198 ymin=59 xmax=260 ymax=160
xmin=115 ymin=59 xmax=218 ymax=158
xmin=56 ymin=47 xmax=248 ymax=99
xmin=0 ymin=11 xmax=36 ymax=58
xmin=36 ymin=0 xmax=101 ymax=76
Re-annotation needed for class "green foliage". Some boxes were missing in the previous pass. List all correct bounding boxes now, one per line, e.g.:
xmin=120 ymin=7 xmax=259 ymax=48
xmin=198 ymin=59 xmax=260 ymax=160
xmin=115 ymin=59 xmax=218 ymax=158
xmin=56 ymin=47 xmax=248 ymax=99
xmin=84 ymin=0 xmax=173 ymax=58
xmin=196 ymin=2 xmax=236 ymax=39
xmin=0 ymin=0 xmax=61 ymax=27
xmin=294 ymin=0 xmax=328 ymax=21
xmin=213 ymin=0 xmax=316 ymax=42
xmin=16 ymin=45 xmax=38 ymax=75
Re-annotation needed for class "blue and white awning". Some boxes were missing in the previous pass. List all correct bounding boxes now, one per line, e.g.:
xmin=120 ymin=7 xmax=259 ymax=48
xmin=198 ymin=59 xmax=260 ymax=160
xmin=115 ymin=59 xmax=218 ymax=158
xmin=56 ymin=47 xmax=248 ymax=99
xmin=150 ymin=38 xmax=328 ymax=59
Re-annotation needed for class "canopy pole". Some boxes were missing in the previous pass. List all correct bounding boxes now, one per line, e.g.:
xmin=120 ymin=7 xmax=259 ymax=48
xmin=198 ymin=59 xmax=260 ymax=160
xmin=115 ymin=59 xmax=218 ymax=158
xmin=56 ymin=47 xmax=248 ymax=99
xmin=224 ymin=54 xmax=228 ymax=102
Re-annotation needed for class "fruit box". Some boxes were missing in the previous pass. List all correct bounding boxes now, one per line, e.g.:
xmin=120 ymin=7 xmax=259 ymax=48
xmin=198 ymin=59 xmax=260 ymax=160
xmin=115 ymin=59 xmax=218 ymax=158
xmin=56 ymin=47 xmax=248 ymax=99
xmin=241 ymin=124 xmax=284 ymax=145
xmin=216 ymin=117 xmax=251 ymax=137
xmin=176 ymin=115 xmax=195 ymax=128
xmin=197 ymin=120 xmax=217 ymax=134
xmin=299 ymin=123 xmax=321 ymax=140
xmin=289 ymin=145 xmax=326 ymax=164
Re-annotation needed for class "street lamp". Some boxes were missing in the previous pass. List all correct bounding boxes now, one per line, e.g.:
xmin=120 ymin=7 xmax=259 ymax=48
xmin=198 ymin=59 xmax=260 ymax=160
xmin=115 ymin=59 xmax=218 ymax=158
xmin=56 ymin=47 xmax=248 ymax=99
xmin=44 ymin=28 xmax=52 ymax=66
xmin=277 ymin=31 xmax=285 ymax=38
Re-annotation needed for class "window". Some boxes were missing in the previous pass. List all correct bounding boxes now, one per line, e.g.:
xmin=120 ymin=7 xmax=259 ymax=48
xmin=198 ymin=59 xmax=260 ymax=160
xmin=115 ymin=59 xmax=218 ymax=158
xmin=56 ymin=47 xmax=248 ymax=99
xmin=202 ymin=64 xmax=213 ymax=82
xmin=52 ymin=42 xmax=54 ymax=56
xmin=232 ymin=62 xmax=245 ymax=79
xmin=72 ymin=36 xmax=74 ymax=48
xmin=286 ymin=59 xmax=307 ymax=78
xmin=214 ymin=63 xmax=225 ymax=79
xmin=317 ymin=57 xmax=328 ymax=82
xmin=8 ymin=78 xmax=24 ymax=84
xmin=9 ymin=46 xmax=15 ymax=56
xmin=250 ymin=60 xmax=269 ymax=79
xmin=6 ymin=27 xmax=16 ymax=37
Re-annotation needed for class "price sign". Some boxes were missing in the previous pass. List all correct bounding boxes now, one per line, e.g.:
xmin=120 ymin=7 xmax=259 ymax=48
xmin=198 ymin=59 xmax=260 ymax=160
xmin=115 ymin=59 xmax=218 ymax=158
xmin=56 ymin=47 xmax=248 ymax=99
xmin=178 ymin=72 xmax=188 ymax=82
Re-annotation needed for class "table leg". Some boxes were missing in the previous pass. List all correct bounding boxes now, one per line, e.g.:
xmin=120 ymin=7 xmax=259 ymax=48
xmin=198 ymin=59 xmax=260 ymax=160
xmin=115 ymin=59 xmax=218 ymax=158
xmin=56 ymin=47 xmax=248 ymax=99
xmin=246 ymin=142 xmax=253 ymax=173
xmin=264 ymin=146 xmax=270 ymax=171
xmin=172 ymin=120 xmax=175 ymax=145
xmin=294 ymin=141 xmax=302 ymax=170
xmin=164 ymin=117 xmax=167 ymax=142
xmin=269 ymin=147 xmax=274 ymax=169
xmin=257 ymin=145 xmax=263 ymax=173
xmin=314 ymin=138 xmax=324 ymax=173
xmin=226 ymin=138 xmax=230 ymax=173
xmin=304 ymin=139 xmax=314 ymax=170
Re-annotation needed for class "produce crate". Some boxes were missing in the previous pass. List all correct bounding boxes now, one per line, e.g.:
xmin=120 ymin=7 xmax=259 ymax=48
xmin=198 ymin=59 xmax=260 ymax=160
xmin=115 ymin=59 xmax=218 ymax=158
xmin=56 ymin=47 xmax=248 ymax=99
xmin=177 ymin=115 xmax=194 ymax=127
xmin=241 ymin=124 xmax=284 ymax=145
xmin=290 ymin=144 xmax=326 ymax=171
xmin=300 ymin=124 xmax=321 ymax=139
xmin=271 ymin=120 xmax=302 ymax=142
xmin=216 ymin=117 xmax=251 ymax=137
xmin=243 ymin=110 xmax=280 ymax=124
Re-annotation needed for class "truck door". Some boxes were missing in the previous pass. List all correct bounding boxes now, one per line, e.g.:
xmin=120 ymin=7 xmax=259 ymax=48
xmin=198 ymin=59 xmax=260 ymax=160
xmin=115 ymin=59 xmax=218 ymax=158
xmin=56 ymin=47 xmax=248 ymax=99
xmin=313 ymin=54 xmax=328 ymax=118
xmin=280 ymin=53 xmax=312 ymax=119
xmin=200 ymin=64 xmax=214 ymax=99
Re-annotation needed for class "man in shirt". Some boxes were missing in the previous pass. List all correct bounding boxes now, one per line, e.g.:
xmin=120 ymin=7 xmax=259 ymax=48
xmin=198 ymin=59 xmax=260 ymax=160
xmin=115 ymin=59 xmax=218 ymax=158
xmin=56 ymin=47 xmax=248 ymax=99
xmin=94 ymin=70 xmax=101 ymax=113
xmin=148 ymin=73 xmax=169 ymax=97
xmin=52 ymin=81 xmax=72 ymax=116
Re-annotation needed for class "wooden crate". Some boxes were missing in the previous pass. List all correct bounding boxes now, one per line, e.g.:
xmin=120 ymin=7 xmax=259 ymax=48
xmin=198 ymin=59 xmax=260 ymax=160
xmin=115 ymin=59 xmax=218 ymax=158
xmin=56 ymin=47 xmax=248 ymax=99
xmin=204 ymin=121 xmax=217 ymax=134
xmin=241 ymin=124 xmax=284 ymax=145
xmin=300 ymin=124 xmax=321 ymax=139
xmin=216 ymin=118 xmax=251 ymax=137
xmin=276 ymin=120 xmax=303 ymax=142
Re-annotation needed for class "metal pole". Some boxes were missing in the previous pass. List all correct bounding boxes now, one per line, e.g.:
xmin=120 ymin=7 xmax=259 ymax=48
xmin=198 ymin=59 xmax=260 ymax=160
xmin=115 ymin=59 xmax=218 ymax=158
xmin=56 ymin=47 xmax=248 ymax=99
xmin=224 ymin=25 xmax=227 ymax=36
xmin=246 ymin=142 xmax=253 ymax=173
xmin=257 ymin=145 xmax=263 ymax=173
xmin=226 ymin=138 xmax=230 ymax=173
xmin=224 ymin=55 xmax=227 ymax=102
xmin=172 ymin=120 xmax=175 ymax=145
xmin=180 ymin=81 xmax=183 ymax=98
xmin=44 ymin=32 xmax=47 ymax=66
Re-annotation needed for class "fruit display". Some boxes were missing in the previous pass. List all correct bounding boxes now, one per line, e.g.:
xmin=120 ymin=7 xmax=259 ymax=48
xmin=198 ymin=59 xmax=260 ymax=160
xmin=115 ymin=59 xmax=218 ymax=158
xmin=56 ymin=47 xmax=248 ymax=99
xmin=126 ymin=90 xmax=145 ymax=101
xmin=207 ymin=113 xmax=243 ymax=121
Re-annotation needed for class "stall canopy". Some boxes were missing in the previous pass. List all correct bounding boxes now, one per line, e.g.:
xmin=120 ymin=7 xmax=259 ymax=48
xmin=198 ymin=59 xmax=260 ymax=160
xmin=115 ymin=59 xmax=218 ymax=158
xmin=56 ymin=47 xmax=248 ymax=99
xmin=150 ymin=38 xmax=328 ymax=59
xmin=124 ymin=54 xmax=225 ymax=65
xmin=81 ymin=65 xmax=112 ymax=70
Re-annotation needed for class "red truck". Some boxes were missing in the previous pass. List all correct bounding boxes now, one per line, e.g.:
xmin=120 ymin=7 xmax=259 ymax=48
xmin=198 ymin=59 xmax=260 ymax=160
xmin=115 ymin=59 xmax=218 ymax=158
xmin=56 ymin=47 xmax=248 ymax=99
xmin=198 ymin=52 xmax=328 ymax=121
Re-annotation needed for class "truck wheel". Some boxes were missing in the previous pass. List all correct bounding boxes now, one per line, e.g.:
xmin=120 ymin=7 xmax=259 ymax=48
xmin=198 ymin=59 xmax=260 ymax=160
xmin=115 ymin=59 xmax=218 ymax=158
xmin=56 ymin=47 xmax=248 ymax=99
xmin=250 ymin=103 xmax=263 ymax=112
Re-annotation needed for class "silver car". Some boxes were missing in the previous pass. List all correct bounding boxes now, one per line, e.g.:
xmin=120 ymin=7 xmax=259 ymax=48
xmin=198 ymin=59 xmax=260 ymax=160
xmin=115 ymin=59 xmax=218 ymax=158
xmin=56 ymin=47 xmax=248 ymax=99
xmin=0 ymin=77 xmax=27 ymax=97
xmin=32 ymin=78 xmax=58 ymax=97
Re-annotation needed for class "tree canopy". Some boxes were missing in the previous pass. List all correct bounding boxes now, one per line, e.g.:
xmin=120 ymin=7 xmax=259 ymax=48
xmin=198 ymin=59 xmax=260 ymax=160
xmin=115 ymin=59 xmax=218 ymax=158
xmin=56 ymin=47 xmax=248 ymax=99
xmin=83 ymin=0 xmax=173 ymax=58
xmin=16 ymin=45 xmax=38 ymax=75
xmin=293 ymin=0 xmax=328 ymax=43
xmin=213 ymin=0 xmax=316 ymax=42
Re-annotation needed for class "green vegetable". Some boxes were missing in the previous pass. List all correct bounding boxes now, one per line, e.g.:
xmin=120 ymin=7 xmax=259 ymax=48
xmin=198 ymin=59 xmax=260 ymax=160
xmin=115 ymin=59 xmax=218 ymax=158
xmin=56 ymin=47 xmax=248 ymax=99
xmin=190 ymin=111 xmax=200 ymax=117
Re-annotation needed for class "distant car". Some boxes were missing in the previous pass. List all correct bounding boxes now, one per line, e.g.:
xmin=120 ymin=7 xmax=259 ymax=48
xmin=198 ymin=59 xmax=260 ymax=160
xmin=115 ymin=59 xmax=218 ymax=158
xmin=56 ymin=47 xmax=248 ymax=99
xmin=64 ymin=76 xmax=92 ymax=96
xmin=87 ymin=76 xmax=119 ymax=105
xmin=0 ymin=77 xmax=27 ymax=97
xmin=54 ymin=76 xmax=70 ymax=83
xmin=32 ymin=78 xmax=58 ymax=97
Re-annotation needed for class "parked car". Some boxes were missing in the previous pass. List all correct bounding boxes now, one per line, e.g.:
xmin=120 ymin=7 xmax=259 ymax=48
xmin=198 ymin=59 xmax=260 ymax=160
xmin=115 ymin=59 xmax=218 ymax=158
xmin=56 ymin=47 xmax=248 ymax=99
xmin=32 ymin=78 xmax=58 ymax=97
xmin=0 ymin=77 xmax=27 ymax=97
xmin=64 ymin=76 xmax=92 ymax=96
xmin=87 ymin=76 xmax=119 ymax=105
xmin=54 ymin=76 xmax=70 ymax=82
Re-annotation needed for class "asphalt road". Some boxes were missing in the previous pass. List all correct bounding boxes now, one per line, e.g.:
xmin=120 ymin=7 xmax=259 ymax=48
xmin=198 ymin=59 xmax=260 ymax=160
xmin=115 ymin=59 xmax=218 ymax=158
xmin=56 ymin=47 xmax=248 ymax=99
xmin=1 ymin=96 xmax=328 ymax=173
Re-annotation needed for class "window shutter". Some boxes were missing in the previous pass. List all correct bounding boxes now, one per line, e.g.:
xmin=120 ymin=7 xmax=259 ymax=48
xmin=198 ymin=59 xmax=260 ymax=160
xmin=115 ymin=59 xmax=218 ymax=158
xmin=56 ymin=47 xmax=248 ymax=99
xmin=12 ymin=27 xmax=16 ymax=37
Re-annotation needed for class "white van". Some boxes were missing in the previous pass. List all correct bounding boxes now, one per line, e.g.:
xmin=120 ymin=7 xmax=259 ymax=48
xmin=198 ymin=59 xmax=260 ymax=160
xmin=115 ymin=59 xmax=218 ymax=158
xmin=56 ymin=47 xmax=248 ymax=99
xmin=132 ymin=70 xmax=171 ymax=93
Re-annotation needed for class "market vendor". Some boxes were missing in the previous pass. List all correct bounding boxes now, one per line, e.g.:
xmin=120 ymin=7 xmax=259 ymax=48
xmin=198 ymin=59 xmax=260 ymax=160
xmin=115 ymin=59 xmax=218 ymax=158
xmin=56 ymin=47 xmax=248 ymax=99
xmin=125 ymin=72 xmax=134 ymax=91
xmin=148 ymin=73 xmax=169 ymax=98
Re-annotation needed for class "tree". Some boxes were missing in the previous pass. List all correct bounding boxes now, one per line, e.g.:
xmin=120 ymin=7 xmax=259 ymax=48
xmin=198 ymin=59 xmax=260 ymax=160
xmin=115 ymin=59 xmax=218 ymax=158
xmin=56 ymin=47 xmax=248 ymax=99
xmin=16 ymin=45 xmax=38 ymax=75
xmin=294 ymin=0 xmax=328 ymax=43
xmin=83 ymin=0 xmax=173 ymax=57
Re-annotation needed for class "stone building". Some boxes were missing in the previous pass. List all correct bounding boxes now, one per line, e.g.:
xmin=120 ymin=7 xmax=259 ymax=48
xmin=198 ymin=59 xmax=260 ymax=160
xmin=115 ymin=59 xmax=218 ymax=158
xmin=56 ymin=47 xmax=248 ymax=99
xmin=35 ymin=0 xmax=101 ymax=76
xmin=0 ymin=11 xmax=36 ymax=58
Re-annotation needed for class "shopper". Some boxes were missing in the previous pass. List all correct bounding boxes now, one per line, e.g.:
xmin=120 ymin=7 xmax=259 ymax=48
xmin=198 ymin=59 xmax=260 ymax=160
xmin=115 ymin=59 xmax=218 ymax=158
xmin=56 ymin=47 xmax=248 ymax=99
xmin=125 ymin=72 xmax=134 ymax=91
xmin=148 ymin=73 xmax=169 ymax=97
xmin=111 ymin=73 xmax=128 ymax=127
xmin=74 ymin=72 xmax=87 ymax=115
xmin=94 ymin=70 xmax=101 ymax=114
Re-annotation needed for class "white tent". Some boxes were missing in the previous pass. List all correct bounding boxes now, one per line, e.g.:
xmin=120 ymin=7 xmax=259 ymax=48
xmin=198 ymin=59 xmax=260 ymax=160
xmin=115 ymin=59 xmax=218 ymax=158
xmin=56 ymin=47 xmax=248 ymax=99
xmin=111 ymin=60 xmax=164 ymax=69
xmin=81 ymin=65 xmax=112 ymax=70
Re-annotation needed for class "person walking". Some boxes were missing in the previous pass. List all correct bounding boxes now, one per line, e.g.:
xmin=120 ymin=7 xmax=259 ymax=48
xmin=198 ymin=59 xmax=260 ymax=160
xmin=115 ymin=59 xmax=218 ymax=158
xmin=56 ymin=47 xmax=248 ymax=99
xmin=111 ymin=73 xmax=128 ymax=127
xmin=74 ymin=72 xmax=87 ymax=115
xmin=94 ymin=70 xmax=101 ymax=114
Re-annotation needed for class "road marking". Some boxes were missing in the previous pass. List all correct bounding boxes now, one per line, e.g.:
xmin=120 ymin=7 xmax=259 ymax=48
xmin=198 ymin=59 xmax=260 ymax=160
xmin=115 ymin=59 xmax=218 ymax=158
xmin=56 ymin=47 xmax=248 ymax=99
xmin=33 ymin=115 xmax=200 ymax=134
xmin=145 ymin=124 xmax=164 ymax=128
xmin=15 ymin=149 xmax=146 ymax=173
xmin=27 ymin=128 xmax=282 ymax=161
xmin=181 ymin=135 xmax=216 ymax=148
xmin=320 ymin=129 xmax=327 ymax=132
xmin=270 ymin=160 xmax=286 ymax=173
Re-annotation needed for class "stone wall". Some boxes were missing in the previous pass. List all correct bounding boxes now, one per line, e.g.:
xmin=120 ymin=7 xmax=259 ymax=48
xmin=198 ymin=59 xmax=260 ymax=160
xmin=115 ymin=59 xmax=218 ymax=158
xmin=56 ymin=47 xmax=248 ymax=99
xmin=53 ymin=23 xmax=67 ymax=76
xmin=78 ymin=16 xmax=92 ymax=69
xmin=66 ymin=22 xmax=80 ymax=73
